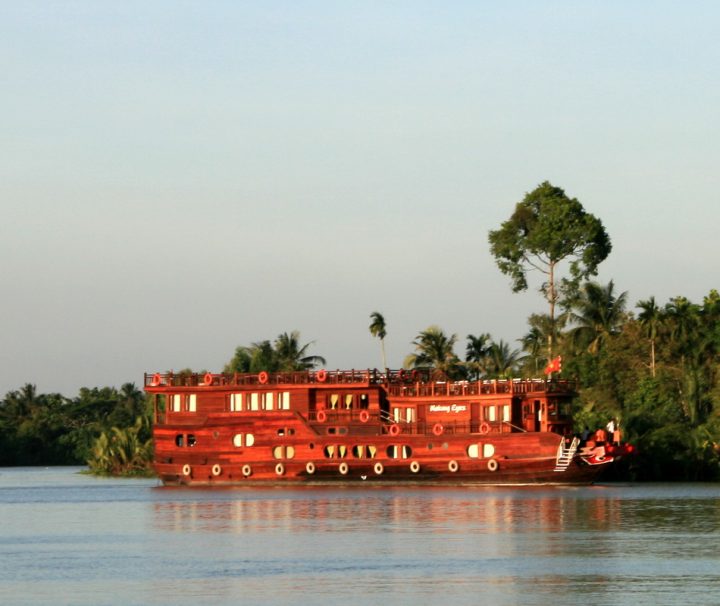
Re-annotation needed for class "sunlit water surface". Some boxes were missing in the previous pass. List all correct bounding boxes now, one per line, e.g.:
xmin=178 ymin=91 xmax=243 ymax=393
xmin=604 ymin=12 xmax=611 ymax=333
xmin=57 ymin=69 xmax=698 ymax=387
xmin=1 ymin=467 xmax=719 ymax=605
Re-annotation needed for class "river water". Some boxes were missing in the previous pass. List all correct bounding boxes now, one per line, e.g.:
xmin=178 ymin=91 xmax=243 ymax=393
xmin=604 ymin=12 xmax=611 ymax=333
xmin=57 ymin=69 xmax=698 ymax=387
xmin=1 ymin=467 xmax=719 ymax=606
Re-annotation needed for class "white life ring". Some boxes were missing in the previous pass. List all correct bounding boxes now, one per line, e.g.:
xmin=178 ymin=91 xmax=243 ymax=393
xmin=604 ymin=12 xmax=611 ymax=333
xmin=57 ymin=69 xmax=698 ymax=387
xmin=182 ymin=464 xmax=191 ymax=476
xmin=211 ymin=464 xmax=222 ymax=476
xmin=410 ymin=461 xmax=420 ymax=473
xmin=487 ymin=458 xmax=499 ymax=472
xmin=275 ymin=463 xmax=285 ymax=476
xmin=448 ymin=460 xmax=459 ymax=473
xmin=305 ymin=461 xmax=316 ymax=475
xmin=242 ymin=464 xmax=252 ymax=477
xmin=339 ymin=462 xmax=349 ymax=475
xmin=373 ymin=462 xmax=384 ymax=475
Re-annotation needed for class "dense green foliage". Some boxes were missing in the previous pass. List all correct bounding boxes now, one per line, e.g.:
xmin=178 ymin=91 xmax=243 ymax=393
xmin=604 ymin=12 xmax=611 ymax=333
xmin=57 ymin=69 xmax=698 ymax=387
xmin=0 ymin=383 xmax=152 ymax=474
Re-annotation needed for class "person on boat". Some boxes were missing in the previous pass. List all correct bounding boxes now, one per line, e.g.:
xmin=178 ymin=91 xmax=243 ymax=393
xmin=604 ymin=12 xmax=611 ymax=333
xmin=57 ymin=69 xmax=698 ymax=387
xmin=606 ymin=418 xmax=616 ymax=443
xmin=581 ymin=426 xmax=590 ymax=442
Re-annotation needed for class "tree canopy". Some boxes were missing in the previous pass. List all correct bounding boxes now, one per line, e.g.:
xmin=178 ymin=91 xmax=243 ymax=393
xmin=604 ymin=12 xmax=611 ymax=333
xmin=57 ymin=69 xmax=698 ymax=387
xmin=488 ymin=181 xmax=611 ymax=355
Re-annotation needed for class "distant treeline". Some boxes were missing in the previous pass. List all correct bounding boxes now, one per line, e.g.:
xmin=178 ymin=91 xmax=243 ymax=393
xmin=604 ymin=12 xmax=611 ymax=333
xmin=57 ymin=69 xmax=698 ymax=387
xmin=0 ymin=383 xmax=152 ymax=475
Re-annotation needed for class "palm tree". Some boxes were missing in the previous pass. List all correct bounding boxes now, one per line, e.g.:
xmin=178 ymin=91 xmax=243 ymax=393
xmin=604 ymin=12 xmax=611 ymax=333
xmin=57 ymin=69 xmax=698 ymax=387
xmin=273 ymin=331 xmax=326 ymax=371
xmin=568 ymin=280 xmax=628 ymax=354
xmin=369 ymin=312 xmax=388 ymax=369
xmin=520 ymin=313 xmax=559 ymax=375
xmin=465 ymin=333 xmax=492 ymax=380
xmin=637 ymin=296 xmax=662 ymax=377
xmin=486 ymin=340 xmax=523 ymax=379
xmin=404 ymin=326 xmax=462 ymax=379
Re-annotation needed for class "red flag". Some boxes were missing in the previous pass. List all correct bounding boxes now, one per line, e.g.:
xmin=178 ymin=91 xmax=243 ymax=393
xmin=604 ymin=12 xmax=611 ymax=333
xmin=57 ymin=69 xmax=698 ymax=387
xmin=544 ymin=356 xmax=562 ymax=375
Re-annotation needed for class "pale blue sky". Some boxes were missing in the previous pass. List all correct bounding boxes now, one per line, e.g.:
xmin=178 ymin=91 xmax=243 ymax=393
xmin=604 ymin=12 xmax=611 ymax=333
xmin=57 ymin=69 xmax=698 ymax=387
xmin=2 ymin=2 xmax=718 ymax=396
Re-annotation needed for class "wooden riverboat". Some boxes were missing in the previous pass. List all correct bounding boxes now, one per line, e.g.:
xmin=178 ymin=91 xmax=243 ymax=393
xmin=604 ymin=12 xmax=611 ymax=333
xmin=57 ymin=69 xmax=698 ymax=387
xmin=145 ymin=369 xmax=632 ymax=485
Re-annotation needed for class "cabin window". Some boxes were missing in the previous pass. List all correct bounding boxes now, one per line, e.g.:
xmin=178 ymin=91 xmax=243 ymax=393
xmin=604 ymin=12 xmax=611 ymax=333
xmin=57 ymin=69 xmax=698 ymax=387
xmin=359 ymin=394 xmax=369 ymax=409
xmin=405 ymin=408 xmax=415 ymax=423
xmin=386 ymin=445 xmax=412 ymax=459
xmin=329 ymin=394 xmax=339 ymax=410
xmin=187 ymin=394 xmax=197 ymax=412
xmin=483 ymin=444 xmax=495 ymax=458
xmin=233 ymin=433 xmax=254 ymax=447
xmin=230 ymin=393 xmax=243 ymax=411
xmin=502 ymin=405 xmax=510 ymax=422
xmin=172 ymin=394 xmax=182 ymax=412
xmin=175 ymin=434 xmax=184 ymax=447
xmin=467 ymin=444 xmax=480 ymax=458
xmin=250 ymin=393 xmax=259 ymax=411
xmin=367 ymin=445 xmax=377 ymax=458
xmin=187 ymin=435 xmax=196 ymax=447
xmin=264 ymin=392 xmax=274 ymax=410
xmin=323 ymin=445 xmax=347 ymax=458
xmin=272 ymin=445 xmax=296 ymax=459
xmin=345 ymin=394 xmax=353 ymax=409
xmin=280 ymin=392 xmax=290 ymax=410
xmin=393 ymin=407 xmax=401 ymax=422
xmin=352 ymin=445 xmax=365 ymax=458
xmin=486 ymin=406 xmax=497 ymax=422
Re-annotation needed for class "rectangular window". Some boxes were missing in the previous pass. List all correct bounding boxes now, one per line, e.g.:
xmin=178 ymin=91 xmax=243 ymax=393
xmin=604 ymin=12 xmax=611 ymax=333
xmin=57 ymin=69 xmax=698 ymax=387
xmin=230 ymin=393 xmax=243 ymax=412
xmin=502 ymin=405 xmax=510 ymax=422
xmin=406 ymin=408 xmax=415 ymax=423
xmin=393 ymin=407 xmax=401 ymax=422
xmin=344 ymin=394 xmax=354 ymax=409
xmin=280 ymin=392 xmax=290 ymax=410
xmin=250 ymin=393 xmax=259 ymax=411
xmin=172 ymin=394 xmax=181 ymax=412
xmin=487 ymin=406 xmax=497 ymax=422
xmin=187 ymin=394 xmax=197 ymax=412
xmin=264 ymin=392 xmax=274 ymax=410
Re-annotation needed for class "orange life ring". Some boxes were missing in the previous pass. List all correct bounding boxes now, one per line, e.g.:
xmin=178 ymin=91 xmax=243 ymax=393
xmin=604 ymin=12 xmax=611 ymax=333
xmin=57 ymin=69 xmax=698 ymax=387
xmin=151 ymin=373 xmax=162 ymax=386
xmin=204 ymin=372 xmax=213 ymax=385
xmin=316 ymin=369 xmax=327 ymax=382
xmin=317 ymin=410 xmax=327 ymax=423
xmin=432 ymin=423 xmax=444 ymax=436
xmin=258 ymin=371 xmax=269 ymax=384
xmin=480 ymin=422 xmax=491 ymax=435
xmin=359 ymin=410 xmax=370 ymax=423
xmin=389 ymin=424 xmax=400 ymax=436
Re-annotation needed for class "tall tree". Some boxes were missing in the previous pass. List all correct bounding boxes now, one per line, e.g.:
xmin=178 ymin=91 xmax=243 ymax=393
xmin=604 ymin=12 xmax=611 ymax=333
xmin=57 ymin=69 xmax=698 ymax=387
xmin=488 ymin=181 xmax=611 ymax=357
xmin=465 ymin=333 xmax=492 ymax=380
xmin=369 ymin=311 xmax=388 ymax=369
xmin=637 ymin=296 xmax=662 ymax=377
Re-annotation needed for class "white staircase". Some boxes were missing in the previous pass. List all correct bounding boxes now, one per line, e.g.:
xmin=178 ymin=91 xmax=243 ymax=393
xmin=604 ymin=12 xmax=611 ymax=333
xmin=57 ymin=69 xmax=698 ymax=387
xmin=554 ymin=437 xmax=579 ymax=472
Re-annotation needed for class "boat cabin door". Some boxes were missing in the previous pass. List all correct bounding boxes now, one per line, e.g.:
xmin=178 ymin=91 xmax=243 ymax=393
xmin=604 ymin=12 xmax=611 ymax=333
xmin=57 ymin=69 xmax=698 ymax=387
xmin=524 ymin=399 xmax=542 ymax=432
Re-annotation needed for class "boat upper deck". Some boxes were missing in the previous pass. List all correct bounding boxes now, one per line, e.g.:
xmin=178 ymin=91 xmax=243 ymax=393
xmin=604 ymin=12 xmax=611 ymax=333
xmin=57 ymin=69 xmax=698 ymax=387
xmin=144 ymin=369 xmax=576 ymax=398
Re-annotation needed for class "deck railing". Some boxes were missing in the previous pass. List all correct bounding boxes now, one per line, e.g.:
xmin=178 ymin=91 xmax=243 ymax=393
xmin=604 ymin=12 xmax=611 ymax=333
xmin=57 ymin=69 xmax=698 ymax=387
xmin=144 ymin=370 xmax=576 ymax=395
